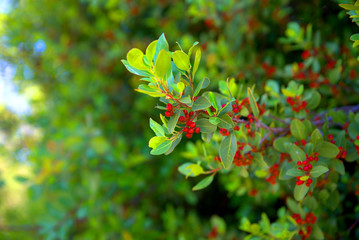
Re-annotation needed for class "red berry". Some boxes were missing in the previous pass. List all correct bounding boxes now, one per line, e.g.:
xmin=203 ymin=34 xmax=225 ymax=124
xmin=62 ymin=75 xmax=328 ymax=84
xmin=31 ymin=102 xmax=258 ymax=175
xmin=297 ymin=161 xmax=302 ymax=166
xmin=195 ymin=127 xmax=200 ymax=133
xmin=186 ymin=133 xmax=193 ymax=139
xmin=183 ymin=127 xmax=189 ymax=133
xmin=186 ymin=121 xmax=192 ymax=126
xmin=189 ymin=111 xmax=194 ymax=116
xmin=356 ymin=135 xmax=359 ymax=140
xmin=165 ymin=111 xmax=171 ymax=117
xmin=188 ymin=128 xmax=194 ymax=134
xmin=190 ymin=122 xmax=196 ymax=129
xmin=166 ymin=103 xmax=173 ymax=111
xmin=234 ymin=126 xmax=240 ymax=131
xmin=328 ymin=134 xmax=333 ymax=140
xmin=179 ymin=116 xmax=185 ymax=122
xmin=183 ymin=109 xmax=188 ymax=115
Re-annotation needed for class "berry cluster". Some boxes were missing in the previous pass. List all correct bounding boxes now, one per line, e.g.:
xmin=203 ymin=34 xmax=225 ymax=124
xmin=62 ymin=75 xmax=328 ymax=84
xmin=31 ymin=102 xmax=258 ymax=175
xmin=219 ymin=128 xmax=230 ymax=136
xmin=165 ymin=103 xmax=174 ymax=117
xmin=233 ymin=142 xmax=253 ymax=167
xmin=231 ymin=98 xmax=250 ymax=116
xmin=292 ymin=212 xmax=317 ymax=240
xmin=327 ymin=134 xmax=337 ymax=144
xmin=294 ymin=139 xmax=308 ymax=146
xmin=355 ymin=135 xmax=359 ymax=156
xmin=214 ymin=156 xmax=221 ymax=163
xmin=178 ymin=109 xmax=194 ymax=123
xmin=261 ymin=63 xmax=276 ymax=78
xmin=266 ymin=163 xmax=279 ymax=184
xmin=296 ymin=152 xmax=319 ymax=186
xmin=183 ymin=120 xmax=200 ymax=139
xmin=336 ymin=146 xmax=347 ymax=160
xmin=286 ymin=96 xmax=308 ymax=113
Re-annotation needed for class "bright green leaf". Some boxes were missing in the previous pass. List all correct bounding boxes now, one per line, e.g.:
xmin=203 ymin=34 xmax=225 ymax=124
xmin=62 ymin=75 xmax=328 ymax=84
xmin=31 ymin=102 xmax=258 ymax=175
xmin=219 ymin=132 xmax=237 ymax=169
xmin=173 ymin=50 xmax=190 ymax=71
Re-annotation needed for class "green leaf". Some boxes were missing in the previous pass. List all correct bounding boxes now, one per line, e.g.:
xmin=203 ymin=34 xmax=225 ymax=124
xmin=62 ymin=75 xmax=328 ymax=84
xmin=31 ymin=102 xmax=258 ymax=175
xmin=150 ymin=139 xmax=173 ymax=155
xmin=208 ymin=92 xmax=218 ymax=111
xmin=192 ymin=49 xmax=201 ymax=78
xmin=253 ymin=153 xmax=268 ymax=168
xmin=352 ymin=33 xmax=359 ymax=41
xmin=316 ymin=141 xmax=339 ymax=159
xmin=306 ymin=90 xmax=321 ymax=109
xmin=290 ymin=119 xmax=306 ymax=140
xmin=127 ymin=48 xmax=148 ymax=70
xmin=164 ymin=134 xmax=182 ymax=155
xmin=196 ymin=118 xmax=217 ymax=133
xmin=188 ymin=41 xmax=199 ymax=57
xmin=348 ymin=122 xmax=359 ymax=140
xmin=247 ymin=88 xmax=259 ymax=117
xmin=192 ymin=96 xmax=211 ymax=111
xmin=273 ymin=137 xmax=291 ymax=153
xmin=167 ymin=109 xmax=180 ymax=134
xmin=209 ymin=117 xmax=220 ymax=125
xmin=179 ymin=96 xmax=192 ymax=106
xmin=294 ymin=184 xmax=309 ymax=201
xmin=149 ymin=136 xmax=167 ymax=149
xmin=173 ymin=50 xmax=190 ymax=71
xmin=339 ymin=4 xmax=359 ymax=11
xmin=136 ymin=84 xmax=165 ymax=97
xmin=287 ymin=198 xmax=304 ymax=215
xmin=310 ymin=166 xmax=328 ymax=178
xmin=154 ymin=33 xmax=169 ymax=61
xmin=288 ymin=144 xmax=306 ymax=163
xmin=219 ymin=132 xmax=237 ymax=169
xmin=121 ymin=60 xmax=153 ymax=77
xmin=312 ymin=224 xmax=324 ymax=239
xmin=333 ymin=160 xmax=345 ymax=175
xmin=286 ymin=168 xmax=303 ymax=177
xmin=149 ymin=118 xmax=165 ymax=136
xmin=194 ymin=77 xmax=210 ymax=97
xmin=155 ymin=49 xmax=171 ymax=78
xmin=311 ymin=129 xmax=323 ymax=146
xmin=178 ymin=163 xmax=204 ymax=177
xmin=217 ymin=114 xmax=235 ymax=129
xmin=192 ymin=175 xmax=214 ymax=191
xmin=145 ymin=40 xmax=158 ymax=63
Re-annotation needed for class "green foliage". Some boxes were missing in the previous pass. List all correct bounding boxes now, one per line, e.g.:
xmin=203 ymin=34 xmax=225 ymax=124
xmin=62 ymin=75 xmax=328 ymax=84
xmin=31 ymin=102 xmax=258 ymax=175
xmin=1 ymin=0 xmax=359 ymax=239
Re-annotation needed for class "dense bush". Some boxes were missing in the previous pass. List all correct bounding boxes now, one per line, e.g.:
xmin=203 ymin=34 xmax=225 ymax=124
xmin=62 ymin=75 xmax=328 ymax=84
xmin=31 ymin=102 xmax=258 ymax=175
xmin=0 ymin=0 xmax=358 ymax=239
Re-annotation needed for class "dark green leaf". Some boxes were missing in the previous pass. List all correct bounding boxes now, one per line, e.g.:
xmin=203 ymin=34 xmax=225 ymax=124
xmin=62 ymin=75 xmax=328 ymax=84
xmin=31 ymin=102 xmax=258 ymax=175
xmin=316 ymin=141 xmax=339 ymax=159
xmin=192 ymin=175 xmax=214 ymax=191
xmin=167 ymin=109 xmax=180 ymax=134
xmin=288 ymin=144 xmax=306 ymax=163
xmin=247 ymin=88 xmax=259 ymax=117
xmin=310 ymin=165 xmax=328 ymax=178
xmin=208 ymin=92 xmax=218 ymax=111
xmin=290 ymin=119 xmax=306 ymax=140
xmin=217 ymin=114 xmax=235 ymax=129
xmin=193 ymin=77 xmax=210 ymax=97
xmin=192 ymin=96 xmax=211 ymax=111
xmin=219 ymin=132 xmax=237 ymax=169
xmin=294 ymin=184 xmax=309 ymax=201
xmin=332 ymin=160 xmax=345 ymax=175
xmin=286 ymin=168 xmax=303 ymax=177
xmin=310 ymin=129 xmax=323 ymax=146
xmin=273 ymin=137 xmax=291 ymax=153
xmin=196 ymin=118 xmax=217 ymax=133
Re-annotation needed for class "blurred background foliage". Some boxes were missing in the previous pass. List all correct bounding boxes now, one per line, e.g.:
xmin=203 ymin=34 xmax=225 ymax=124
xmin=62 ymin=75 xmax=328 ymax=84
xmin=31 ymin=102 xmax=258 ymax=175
xmin=0 ymin=0 xmax=358 ymax=239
